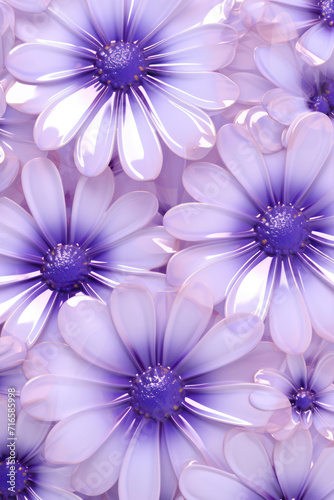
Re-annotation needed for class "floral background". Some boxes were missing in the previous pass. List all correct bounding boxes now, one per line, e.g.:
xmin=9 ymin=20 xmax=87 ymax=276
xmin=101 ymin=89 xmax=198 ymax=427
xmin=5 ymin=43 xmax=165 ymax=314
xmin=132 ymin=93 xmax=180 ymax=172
xmin=0 ymin=0 xmax=333 ymax=499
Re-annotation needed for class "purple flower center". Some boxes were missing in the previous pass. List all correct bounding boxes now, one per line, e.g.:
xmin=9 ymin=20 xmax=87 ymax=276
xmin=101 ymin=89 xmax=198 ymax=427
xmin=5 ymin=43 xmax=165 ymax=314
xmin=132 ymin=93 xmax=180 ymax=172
xmin=290 ymin=389 xmax=315 ymax=412
xmin=0 ymin=460 xmax=31 ymax=496
xmin=318 ymin=0 xmax=334 ymax=26
xmin=95 ymin=42 xmax=146 ymax=89
xmin=255 ymin=205 xmax=309 ymax=256
xmin=42 ymin=244 xmax=89 ymax=292
xmin=131 ymin=365 xmax=185 ymax=421
xmin=309 ymin=80 xmax=334 ymax=117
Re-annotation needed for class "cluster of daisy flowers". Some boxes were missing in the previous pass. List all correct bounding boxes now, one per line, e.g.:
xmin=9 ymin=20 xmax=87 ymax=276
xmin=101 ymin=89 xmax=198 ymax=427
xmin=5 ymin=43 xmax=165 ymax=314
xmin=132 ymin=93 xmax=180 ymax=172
xmin=0 ymin=0 xmax=333 ymax=499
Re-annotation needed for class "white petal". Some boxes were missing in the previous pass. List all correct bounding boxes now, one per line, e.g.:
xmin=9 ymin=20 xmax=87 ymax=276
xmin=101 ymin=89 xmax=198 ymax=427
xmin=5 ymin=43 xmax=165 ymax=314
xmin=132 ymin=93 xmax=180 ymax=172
xmin=70 ymin=168 xmax=115 ymax=246
xmin=118 ymin=420 xmax=160 ymax=500
xmin=269 ymin=260 xmax=312 ymax=354
xmin=110 ymin=283 xmax=156 ymax=369
xmin=163 ymin=282 xmax=213 ymax=367
xmin=22 ymin=158 xmax=67 ymax=246
xmin=58 ymin=295 xmax=135 ymax=375
xmin=178 ymin=313 xmax=264 ymax=378
xmin=75 ymin=94 xmax=117 ymax=177
xmin=117 ymin=90 xmax=163 ymax=180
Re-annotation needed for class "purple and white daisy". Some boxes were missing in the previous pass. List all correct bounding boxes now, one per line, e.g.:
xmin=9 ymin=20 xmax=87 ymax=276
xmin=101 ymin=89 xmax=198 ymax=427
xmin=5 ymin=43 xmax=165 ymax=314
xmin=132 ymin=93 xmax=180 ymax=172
xmin=254 ymin=43 xmax=334 ymax=130
xmin=5 ymin=0 xmax=239 ymax=180
xmin=20 ymin=282 xmax=284 ymax=499
xmin=254 ymin=350 xmax=334 ymax=441
xmin=243 ymin=0 xmax=334 ymax=65
xmin=163 ymin=112 xmax=334 ymax=354
xmin=0 ymin=157 xmax=175 ymax=347
xmin=0 ymin=402 xmax=81 ymax=500
xmin=180 ymin=428 xmax=334 ymax=500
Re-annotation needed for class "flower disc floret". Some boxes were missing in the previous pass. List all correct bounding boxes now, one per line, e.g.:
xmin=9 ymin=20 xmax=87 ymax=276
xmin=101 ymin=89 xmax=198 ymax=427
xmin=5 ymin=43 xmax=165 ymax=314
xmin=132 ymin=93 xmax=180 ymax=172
xmin=131 ymin=365 xmax=185 ymax=421
xmin=0 ymin=460 xmax=30 ymax=495
xmin=42 ymin=244 xmax=89 ymax=292
xmin=319 ymin=0 xmax=334 ymax=26
xmin=256 ymin=204 xmax=309 ymax=256
xmin=95 ymin=42 xmax=146 ymax=90
xmin=290 ymin=388 xmax=315 ymax=412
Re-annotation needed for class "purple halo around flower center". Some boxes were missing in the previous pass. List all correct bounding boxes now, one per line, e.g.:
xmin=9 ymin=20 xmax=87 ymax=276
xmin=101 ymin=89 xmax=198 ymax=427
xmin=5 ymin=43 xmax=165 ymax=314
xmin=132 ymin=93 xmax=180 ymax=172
xmin=319 ymin=0 xmax=334 ymax=26
xmin=95 ymin=41 xmax=147 ymax=90
xmin=42 ymin=244 xmax=90 ymax=292
xmin=309 ymin=79 xmax=334 ymax=116
xmin=290 ymin=388 xmax=315 ymax=412
xmin=255 ymin=204 xmax=309 ymax=256
xmin=0 ymin=460 xmax=31 ymax=495
xmin=131 ymin=365 xmax=185 ymax=421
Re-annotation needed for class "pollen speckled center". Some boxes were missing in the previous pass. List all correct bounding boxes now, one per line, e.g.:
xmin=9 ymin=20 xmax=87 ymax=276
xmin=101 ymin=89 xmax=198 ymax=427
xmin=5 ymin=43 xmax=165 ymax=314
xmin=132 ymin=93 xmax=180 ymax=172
xmin=319 ymin=0 xmax=334 ymax=26
xmin=42 ymin=244 xmax=89 ymax=292
xmin=95 ymin=41 xmax=146 ymax=89
xmin=290 ymin=389 xmax=315 ymax=412
xmin=0 ymin=460 xmax=31 ymax=496
xmin=131 ymin=366 xmax=185 ymax=421
xmin=255 ymin=205 xmax=309 ymax=256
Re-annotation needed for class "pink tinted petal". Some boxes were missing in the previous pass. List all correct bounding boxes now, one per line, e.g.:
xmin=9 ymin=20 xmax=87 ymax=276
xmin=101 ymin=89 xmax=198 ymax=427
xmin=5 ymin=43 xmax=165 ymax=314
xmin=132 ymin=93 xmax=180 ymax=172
xmin=242 ymin=106 xmax=285 ymax=155
xmin=166 ymin=240 xmax=249 ymax=288
xmin=70 ymin=169 xmax=115 ymax=247
xmin=86 ymin=0 xmax=124 ymax=43
xmin=117 ymin=90 xmax=163 ymax=181
xmin=254 ymin=45 xmax=304 ymax=94
xmin=34 ymin=81 xmax=106 ymax=150
xmin=178 ymin=313 xmax=264 ymax=378
xmin=140 ymin=81 xmax=215 ymax=160
xmin=89 ymin=191 xmax=158 ymax=251
xmin=72 ymin=409 xmax=136 ymax=496
xmin=118 ymin=420 xmax=160 ymax=500
xmin=249 ymin=387 xmax=291 ymax=411
xmin=6 ymin=0 xmax=51 ymax=12
xmin=146 ymin=71 xmax=239 ymax=110
xmin=163 ymin=282 xmax=213 ymax=367
xmin=44 ymin=406 xmax=120 ymax=464
xmin=313 ymin=408 xmax=334 ymax=440
xmin=274 ymin=428 xmax=312 ymax=500
xmin=263 ymin=88 xmax=309 ymax=126
xmin=22 ymin=158 xmax=67 ymax=246
xmin=163 ymin=203 xmax=254 ymax=241
xmin=224 ymin=429 xmax=281 ymax=498
xmin=303 ymin=444 xmax=334 ymax=498
xmin=0 ymin=336 xmax=26 ymax=370
xmin=58 ymin=295 xmax=135 ymax=375
xmin=217 ymin=124 xmax=274 ymax=208
xmin=286 ymin=354 xmax=307 ymax=387
xmin=254 ymin=368 xmax=296 ymax=395
xmin=6 ymin=80 xmax=75 ymax=115
xmin=182 ymin=162 xmax=259 ymax=215
xmin=110 ymin=283 xmax=156 ymax=369
xmin=309 ymin=352 xmax=334 ymax=393
xmin=295 ymin=260 xmax=334 ymax=342
xmin=100 ymin=226 xmax=176 ymax=270
xmin=180 ymin=464 xmax=262 ymax=500
xmin=6 ymin=43 xmax=92 ymax=83
xmin=226 ymin=254 xmax=278 ymax=319
xmin=297 ymin=23 xmax=334 ymax=65
xmin=284 ymin=112 xmax=333 ymax=205
xmin=184 ymin=245 xmax=260 ymax=305
xmin=75 ymin=93 xmax=117 ymax=177
xmin=229 ymin=72 xmax=273 ymax=104
xmin=269 ymin=260 xmax=312 ymax=354
xmin=21 ymin=374 xmax=121 ymax=420
xmin=16 ymin=410 xmax=50 ymax=462
xmin=3 ymin=286 xmax=57 ymax=346
xmin=146 ymin=24 xmax=237 ymax=72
